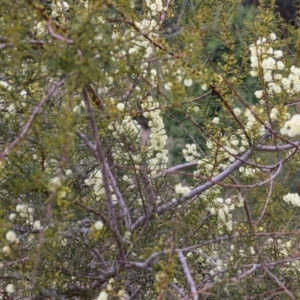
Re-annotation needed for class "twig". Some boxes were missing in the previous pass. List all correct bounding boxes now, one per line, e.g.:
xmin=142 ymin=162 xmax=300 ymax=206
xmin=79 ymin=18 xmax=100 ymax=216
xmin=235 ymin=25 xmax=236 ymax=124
xmin=59 ymin=0 xmax=68 ymax=22
xmin=180 ymin=231 xmax=300 ymax=252
xmin=256 ymin=179 xmax=274 ymax=226
xmin=87 ymin=84 xmax=105 ymax=110
xmin=170 ymin=283 xmax=186 ymax=298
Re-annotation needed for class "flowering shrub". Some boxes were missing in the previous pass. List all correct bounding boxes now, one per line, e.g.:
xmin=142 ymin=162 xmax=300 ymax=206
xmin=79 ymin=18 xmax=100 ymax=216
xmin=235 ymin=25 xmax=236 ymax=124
xmin=1 ymin=1 xmax=300 ymax=299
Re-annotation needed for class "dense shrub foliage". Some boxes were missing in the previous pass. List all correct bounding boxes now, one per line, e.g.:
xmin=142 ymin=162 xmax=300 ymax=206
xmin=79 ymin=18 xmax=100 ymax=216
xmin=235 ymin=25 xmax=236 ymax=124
xmin=2 ymin=0 xmax=300 ymax=299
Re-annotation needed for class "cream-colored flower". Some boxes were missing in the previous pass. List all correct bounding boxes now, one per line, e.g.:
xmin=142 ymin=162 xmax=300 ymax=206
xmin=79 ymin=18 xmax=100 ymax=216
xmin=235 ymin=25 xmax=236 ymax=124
xmin=97 ymin=290 xmax=108 ymax=300
xmin=117 ymin=103 xmax=125 ymax=111
xmin=5 ymin=230 xmax=17 ymax=243
xmin=5 ymin=284 xmax=15 ymax=294
xmin=183 ymin=78 xmax=193 ymax=87
xmin=94 ymin=221 xmax=104 ymax=230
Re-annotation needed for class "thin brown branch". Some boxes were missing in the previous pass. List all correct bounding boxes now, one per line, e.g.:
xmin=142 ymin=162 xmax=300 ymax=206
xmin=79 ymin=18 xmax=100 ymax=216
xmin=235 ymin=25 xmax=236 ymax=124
xmin=264 ymin=267 xmax=295 ymax=299
xmin=76 ymin=131 xmax=132 ymax=228
xmin=47 ymin=19 xmax=74 ymax=44
xmin=0 ymin=77 xmax=67 ymax=161
xmin=230 ymin=176 xmax=253 ymax=229
xmin=122 ymin=18 xmax=182 ymax=58
xmin=177 ymin=250 xmax=198 ymax=300
xmin=87 ymin=84 xmax=105 ymax=110
xmin=256 ymin=179 xmax=274 ymax=226
xmin=211 ymin=85 xmax=252 ymax=146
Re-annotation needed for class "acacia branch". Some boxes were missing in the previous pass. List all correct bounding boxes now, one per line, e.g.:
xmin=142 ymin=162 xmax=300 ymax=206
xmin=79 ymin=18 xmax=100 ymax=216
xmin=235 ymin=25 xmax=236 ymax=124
xmin=177 ymin=250 xmax=198 ymax=300
xmin=257 ymin=141 xmax=300 ymax=151
xmin=82 ymin=88 xmax=125 ymax=261
xmin=108 ymin=166 xmax=132 ymax=228
xmin=0 ymin=77 xmax=67 ymax=161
